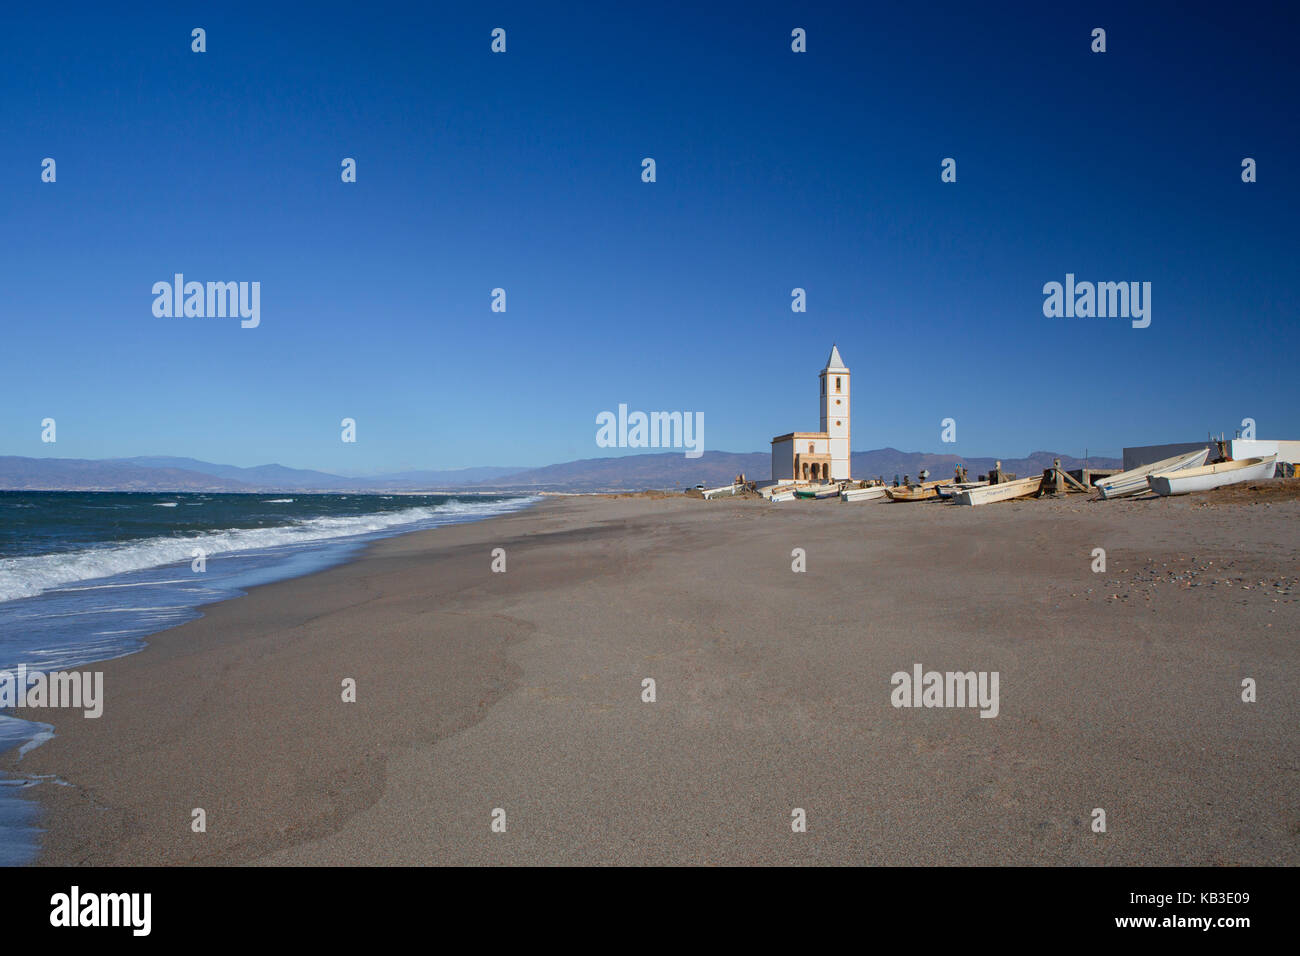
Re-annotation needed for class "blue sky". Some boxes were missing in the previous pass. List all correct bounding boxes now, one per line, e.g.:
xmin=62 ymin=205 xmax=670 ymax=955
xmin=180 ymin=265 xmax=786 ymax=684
xmin=3 ymin=1 xmax=1297 ymax=473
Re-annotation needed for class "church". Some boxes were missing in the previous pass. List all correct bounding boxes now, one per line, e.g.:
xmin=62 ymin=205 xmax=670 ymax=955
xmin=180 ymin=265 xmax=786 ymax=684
xmin=770 ymin=345 xmax=851 ymax=483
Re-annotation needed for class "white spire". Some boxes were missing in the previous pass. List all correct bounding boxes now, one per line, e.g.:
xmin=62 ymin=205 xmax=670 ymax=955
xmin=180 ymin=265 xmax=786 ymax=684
xmin=824 ymin=344 xmax=848 ymax=371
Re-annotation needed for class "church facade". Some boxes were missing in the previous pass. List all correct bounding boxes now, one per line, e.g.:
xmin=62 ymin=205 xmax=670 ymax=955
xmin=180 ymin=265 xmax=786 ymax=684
xmin=770 ymin=346 xmax=851 ymax=482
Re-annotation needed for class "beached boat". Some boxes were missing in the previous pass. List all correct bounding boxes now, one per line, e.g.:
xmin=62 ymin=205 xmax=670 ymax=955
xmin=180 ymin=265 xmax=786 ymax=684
xmin=842 ymin=485 xmax=889 ymax=502
xmin=1095 ymin=448 xmax=1209 ymax=499
xmin=795 ymin=485 xmax=841 ymax=500
xmin=885 ymin=480 xmax=943 ymax=502
xmin=1147 ymin=455 xmax=1277 ymax=496
xmin=701 ymin=483 xmax=740 ymax=500
xmin=936 ymin=480 xmax=988 ymax=500
xmin=952 ymin=474 xmax=1043 ymax=506
xmin=769 ymin=488 xmax=795 ymax=502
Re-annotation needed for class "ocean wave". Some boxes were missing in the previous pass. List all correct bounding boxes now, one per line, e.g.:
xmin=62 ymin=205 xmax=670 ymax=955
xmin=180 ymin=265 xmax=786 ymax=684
xmin=262 ymin=498 xmax=294 ymax=503
xmin=0 ymin=498 xmax=535 ymax=603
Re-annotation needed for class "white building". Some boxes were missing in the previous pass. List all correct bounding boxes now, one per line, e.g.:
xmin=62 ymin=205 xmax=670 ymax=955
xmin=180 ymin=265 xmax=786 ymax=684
xmin=1124 ymin=438 xmax=1300 ymax=470
xmin=1228 ymin=439 xmax=1300 ymax=465
xmin=771 ymin=346 xmax=851 ymax=482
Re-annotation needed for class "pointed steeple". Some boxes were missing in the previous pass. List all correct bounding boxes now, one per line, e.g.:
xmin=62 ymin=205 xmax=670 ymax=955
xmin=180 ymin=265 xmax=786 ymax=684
xmin=824 ymin=344 xmax=848 ymax=371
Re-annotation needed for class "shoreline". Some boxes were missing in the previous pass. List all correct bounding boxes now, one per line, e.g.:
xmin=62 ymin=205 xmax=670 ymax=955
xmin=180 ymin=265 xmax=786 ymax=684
xmin=0 ymin=493 xmax=542 ymax=864
xmin=5 ymin=493 xmax=1297 ymax=865
xmin=4 ymin=495 xmax=567 ymax=865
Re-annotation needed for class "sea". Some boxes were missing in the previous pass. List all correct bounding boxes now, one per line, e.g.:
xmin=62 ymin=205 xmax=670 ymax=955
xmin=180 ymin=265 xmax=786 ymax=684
xmin=0 ymin=489 xmax=538 ymax=865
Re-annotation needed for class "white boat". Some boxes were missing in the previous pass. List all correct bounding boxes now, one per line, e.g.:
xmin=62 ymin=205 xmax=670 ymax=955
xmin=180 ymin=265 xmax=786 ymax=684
xmin=1147 ymin=455 xmax=1277 ymax=496
xmin=769 ymin=488 xmax=796 ymax=502
xmin=1095 ymin=448 xmax=1209 ymax=499
xmin=953 ymin=474 xmax=1043 ymax=506
xmin=936 ymin=480 xmax=988 ymax=500
xmin=701 ymin=483 xmax=740 ymax=500
xmin=841 ymin=485 xmax=889 ymax=502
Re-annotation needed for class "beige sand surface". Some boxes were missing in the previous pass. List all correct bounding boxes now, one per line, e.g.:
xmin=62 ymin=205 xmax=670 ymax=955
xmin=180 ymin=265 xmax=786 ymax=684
xmin=7 ymin=493 xmax=1298 ymax=865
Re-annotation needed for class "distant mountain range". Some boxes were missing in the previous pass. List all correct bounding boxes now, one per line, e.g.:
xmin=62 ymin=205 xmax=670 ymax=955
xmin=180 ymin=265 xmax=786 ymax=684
xmin=112 ymin=457 xmax=523 ymax=490
xmin=473 ymin=449 xmax=1120 ymax=490
xmin=0 ymin=449 xmax=1121 ymax=494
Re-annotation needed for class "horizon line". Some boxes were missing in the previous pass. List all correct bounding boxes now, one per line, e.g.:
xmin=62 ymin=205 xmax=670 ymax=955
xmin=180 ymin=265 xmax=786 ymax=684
xmin=4 ymin=445 xmax=1135 ymax=477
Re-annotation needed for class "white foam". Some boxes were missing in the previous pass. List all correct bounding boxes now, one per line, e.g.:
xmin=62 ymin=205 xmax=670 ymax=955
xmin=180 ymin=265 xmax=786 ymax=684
xmin=0 ymin=498 xmax=536 ymax=603
xmin=18 ymin=727 xmax=54 ymax=758
xmin=54 ymin=578 xmax=197 ymax=592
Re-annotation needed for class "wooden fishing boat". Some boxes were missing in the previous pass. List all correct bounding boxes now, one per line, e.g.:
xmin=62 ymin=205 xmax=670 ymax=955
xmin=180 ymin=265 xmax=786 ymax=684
xmin=769 ymin=488 xmax=795 ymax=502
xmin=1095 ymin=448 xmax=1209 ymax=499
xmin=701 ymin=483 xmax=740 ymax=500
xmin=841 ymin=485 xmax=889 ymax=502
xmin=1147 ymin=455 xmax=1277 ymax=496
xmin=885 ymin=480 xmax=943 ymax=502
xmin=936 ymin=480 xmax=988 ymax=500
xmin=794 ymin=485 xmax=841 ymax=499
xmin=952 ymin=474 xmax=1043 ymax=506
xmin=886 ymin=486 xmax=937 ymax=502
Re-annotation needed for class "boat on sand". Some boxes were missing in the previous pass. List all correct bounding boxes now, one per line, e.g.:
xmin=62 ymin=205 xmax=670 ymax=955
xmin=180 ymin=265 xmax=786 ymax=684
xmin=841 ymin=485 xmax=889 ymax=502
xmin=701 ymin=483 xmax=741 ymax=500
xmin=1147 ymin=455 xmax=1277 ymax=496
xmin=1095 ymin=448 xmax=1209 ymax=499
xmin=885 ymin=480 xmax=943 ymax=502
xmin=936 ymin=480 xmax=988 ymax=500
xmin=952 ymin=474 xmax=1043 ymax=506
xmin=793 ymin=485 xmax=841 ymax=500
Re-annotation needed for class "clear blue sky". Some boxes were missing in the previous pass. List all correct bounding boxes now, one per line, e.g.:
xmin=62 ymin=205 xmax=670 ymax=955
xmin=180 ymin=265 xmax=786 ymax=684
xmin=4 ymin=1 xmax=1297 ymax=473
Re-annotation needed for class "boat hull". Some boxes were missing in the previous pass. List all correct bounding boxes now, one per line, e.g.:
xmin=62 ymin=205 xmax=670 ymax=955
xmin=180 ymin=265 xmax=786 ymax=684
xmin=841 ymin=486 xmax=889 ymax=502
xmin=953 ymin=475 xmax=1043 ymax=506
xmin=936 ymin=480 xmax=988 ymax=499
xmin=1096 ymin=448 xmax=1209 ymax=499
xmin=1147 ymin=455 xmax=1277 ymax=496
xmin=793 ymin=486 xmax=840 ymax=499
xmin=701 ymin=483 xmax=741 ymax=500
xmin=885 ymin=485 xmax=940 ymax=502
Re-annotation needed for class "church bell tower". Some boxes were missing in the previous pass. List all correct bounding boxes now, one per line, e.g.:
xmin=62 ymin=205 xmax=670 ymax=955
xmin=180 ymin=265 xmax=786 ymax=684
xmin=819 ymin=345 xmax=850 ymax=480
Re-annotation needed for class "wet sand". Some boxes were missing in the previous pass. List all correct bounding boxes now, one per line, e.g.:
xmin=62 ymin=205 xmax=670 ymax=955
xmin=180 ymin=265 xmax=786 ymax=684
xmin=6 ymin=492 xmax=1298 ymax=865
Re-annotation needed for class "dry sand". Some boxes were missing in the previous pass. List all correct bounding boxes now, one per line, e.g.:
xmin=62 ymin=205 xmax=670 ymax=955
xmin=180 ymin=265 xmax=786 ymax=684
xmin=6 ymin=491 xmax=1298 ymax=865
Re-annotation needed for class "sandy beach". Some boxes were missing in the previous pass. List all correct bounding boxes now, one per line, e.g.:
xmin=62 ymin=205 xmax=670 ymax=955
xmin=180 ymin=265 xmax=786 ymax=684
xmin=6 ymin=492 xmax=1298 ymax=866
